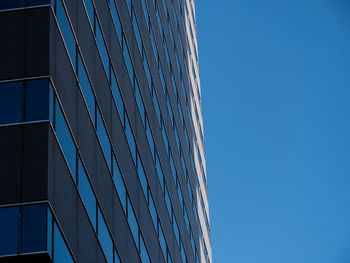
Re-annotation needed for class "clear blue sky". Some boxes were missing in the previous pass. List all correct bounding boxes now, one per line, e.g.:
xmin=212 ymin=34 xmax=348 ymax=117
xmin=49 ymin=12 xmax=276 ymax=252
xmin=197 ymin=0 xmax=350 ymax=262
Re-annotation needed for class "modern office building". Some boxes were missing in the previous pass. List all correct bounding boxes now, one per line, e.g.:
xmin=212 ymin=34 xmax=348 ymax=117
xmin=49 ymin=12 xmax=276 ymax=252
xmin=0 ymin=0 xmax=210 ymax=262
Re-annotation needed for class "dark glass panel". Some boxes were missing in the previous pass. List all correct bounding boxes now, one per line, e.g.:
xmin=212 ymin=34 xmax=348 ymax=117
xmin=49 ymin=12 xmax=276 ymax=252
xmin=97 ymin=208 xmax=113 ymax=263
xmin=28 ymin=0 xmax=50 ymax=5
xmin=22 ymin=204 xmax=47 ymax=253
xmin=53 ymin=223 xmax=74 ymax=263
xmin=0 ymin=81 xmax=23 ymax=125
xmin=0 ymin=207 xmax=19 ymax=256
xmin=25 ymin=79 xmax=49 ymax=122
xmin=0 ymin=0 xmax=25 ymax=10
xmin=96 ymin=109 xmax=111 ymax=171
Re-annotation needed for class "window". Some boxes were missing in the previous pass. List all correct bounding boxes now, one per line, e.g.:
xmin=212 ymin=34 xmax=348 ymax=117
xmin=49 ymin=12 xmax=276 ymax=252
xmin=25 ymin=79 xmax=49 ymax=122
xmin=57 ymin=0 xmax=76 ymax=68
xmin=98 ymin=207 xmax=113 ymax=263
xmin=0 ymin=0 xmax=25 ymax=10
xmin=95 ymin=18 xmax=110 ymax=77
xmin=22 ymin=204 xmax=47 ymax=253
xmin=110 ymin=0 xmax=122 ymax=42
xmin=78 ymin=157 xmax=97 ymax=230
xmin=82 ymin=0 xmax=94 ymax=27
xmin=97 ymin=109 xmax=112 ymax=171
xmin=111 ymin=69 xmax=124 ymax=124
xmin=55 ymin=99 xmax=77 ymax=176
xmin=137 ymin=154 xmax=148 ymax=198
xmin=125 ymin=115 xmax=136 ymax=163
xmin=77 ymin=52 xmax=95 ymax=124
xmin=0 ymin=206 xmax=19 ymax=256
xmin=140 ymin=234 xmax=150 ymax=263
xmin=159 ymin=225 xmax=167 ymax=259
xmin=0 ymin=81 xmax=23 ymax=125
xmin=149 ymin=194 xmax=157 ymax=230
xmin=113 ymin=156 xmax=127 ymax=212
xmin=155 ymin=152 xmax=164 ymax=190
xmin=127 ymin=199 xmax=139 ymax=249
xmin=53 ymin=222 xmax=74 ymax=263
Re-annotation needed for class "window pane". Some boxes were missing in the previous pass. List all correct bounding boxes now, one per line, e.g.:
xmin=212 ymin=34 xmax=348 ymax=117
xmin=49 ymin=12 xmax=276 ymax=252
xmin=55 ymin=101 xmax=76 ymax=176
xmin=111 ymin=70 xmax=123 ymax=122
xmin=159 ymin=225 xmax=166 ymax=259
xmin=78 ymin=157 xmax=97 ymax=230
xmin=137 ymin=157 xmax=147 ymax=198
xmin=53 ymin=223 xmax=74 ymax=263
xmin=127 ymin=200 xmax=139 ymax=249
xmin=57 ymin=0 xmax=76 ymax=68
xmin=95 ymin=20 xmax=110 ymax=77
xmin=140 ymin=235 xmax=150 ymax=263
xmin=0 ymin=206 xmax=19 ymax=256
xmin=28 ymin=0 xmax=50 ymax=5
xmin=114 ymin=249 xmax=121 ymax=263
xmin=49 ymin=83 xmax=54 ymax=125
xmin=82 ymin=0 xmax=94 ymax=26
xmin=47 ymin=208 xmax=53 ymax=257
xmin=25 ymin=79 xmax=49 ymax=122
xmin=98 ymin=208 xmax=113 ymax=263
xmin=97 ymin=109 xmax=112 ymax=171
xmin=110 ymin=0 xmax=121 ymax=42
xmin=125 ymin=116 xmax=136 ymax=163
xmin=78 ymin=53 xmax=95 ymax=123
xmin=149 ymin=195 xmax=157 ymax=230
xmin=0 ymin=81 xmax=23 ymax=125
xmin=0 ymin=0 xmax=25 ymax=10
xmin=22 ymin=204 xmax=47 ymax=253
xmin=113 ymin=156 xmax=126 ymax=212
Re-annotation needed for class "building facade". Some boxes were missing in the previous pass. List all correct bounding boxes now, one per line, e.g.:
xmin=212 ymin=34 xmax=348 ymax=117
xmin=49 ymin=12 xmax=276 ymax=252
xmin=0 ymin=0 xmax=210 ymax=262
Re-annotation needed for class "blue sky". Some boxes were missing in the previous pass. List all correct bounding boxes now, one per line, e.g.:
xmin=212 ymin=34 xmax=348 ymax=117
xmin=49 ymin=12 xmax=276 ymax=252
xmin=197 ymin=0 xmax=350 ymax=262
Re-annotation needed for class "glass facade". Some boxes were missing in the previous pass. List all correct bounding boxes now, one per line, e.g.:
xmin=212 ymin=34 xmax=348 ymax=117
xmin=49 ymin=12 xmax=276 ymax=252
xmin=0 ymin=0 xmax=210 ymax=261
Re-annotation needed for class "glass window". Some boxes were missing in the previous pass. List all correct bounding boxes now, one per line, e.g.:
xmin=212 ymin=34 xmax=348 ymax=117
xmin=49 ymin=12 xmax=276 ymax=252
xmin=180 ymin=239 xmax=186 ymax=263
xmin=98 ymin=207 xmax=113 ymax=263
xmin=0 ymin=206 xmax=19 ymax=256
xmin=113 ymin=156 xmax=126 ymax=212
xmin=145 ymin=117 xmax=154 ymax=158
xmin=55 ymin=100 xmax=77 ymax=176
xmin=114 ymin=249 xmax=121 ymax=263
xmin=123 ymin=42 xmax=133 ymax=83
xmin=133 ymin=9 xmax=142 ymax=53
xmin=150 ymin=28 xmax=158 ymax=59
xmin=110 ymin=0 xmax=122 ymax=43
xmin=97 ymin=109 xmax=112 ymax=171
xmin=57 ymin=0 xmax=76 ymax=68
xmin=82 ymin=0 xmax=94 ymax=27
xmin=149 ymin=195 xmax=157 ymax=230
xmin=0 ymin=81 xmax=23 ymax=125
xmin=127 ymin=199 xmax=139 ymax=249
xmin=144 ymin=57 xmax=152 ymax=89
xmin=173 ymin=217 xmax=179 ymax=246
xmin=135 ymin=80 xmax=145 ymax=124
xmin=111 ymin=69 xmax=124 ymax=124
xmin=159 ymin=225 xmax=166 ymax=259
xmin=78 ymin=157 xmax=97 ymax=230
xmin=25 ymin=78 xmax=49 ymax=122
xmin=95 ymin=19 xmax=110 ymax=77
xmin=78 ymin=53 xmax=95 ymax=124
xmin=28 ymin=0 xmax=50 ymax=5
xmin=0 ymin=0 xmax=25 ymax=10
xmin=49 ymin=83 xmax=55 ymax=125
xmin=137 ymin=154 xmax=147 ymax=198
xmin=155 ymin=153 xmax=164 ymax=191
xmin=164 ymin=186 xmax=172 ymax=218
xmin=22 ymin=204 xmax=47 ymax=253
xmin=53 ymin=222 xmax=74 ymax=263
xmin=125 ymin=116 xmax=136 ymax=163
xmin=140 ymin=235 xmax=150 ymax=263
xmin=140 ymin=0 xmax=149 ymax=29
xmin=153 ymin=89 xmax=161 ymax=123
xmin=170 ymin=153 xmax=176 ymax=184
xmin=47 ymin=208 xmax=53 ymax=257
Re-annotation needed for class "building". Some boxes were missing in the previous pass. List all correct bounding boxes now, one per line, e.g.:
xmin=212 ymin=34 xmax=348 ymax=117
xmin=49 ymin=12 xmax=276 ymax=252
xmin=0 ymin=0 xmax=211 ymax=262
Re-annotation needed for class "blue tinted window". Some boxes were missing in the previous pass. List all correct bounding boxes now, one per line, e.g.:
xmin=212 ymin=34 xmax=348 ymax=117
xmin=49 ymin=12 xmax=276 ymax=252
xmin=0 ymin=81 xmax=23 ymax=125
xmin=78 ymin=53 xmax=95 ymax=123
xmin=25 ymin=79 xmax=49 ymax=122
xmin=28 ymin=0 xmax=50 ymax=5
xmin=57 ymin=0 xmax=76 ymax=68
xmin=98 ymin=208 xmax=113 ymax=263
xmin=111 ymin=69 xmax=124 ymax=123
xmin=113 ymin=157 xmax=126 ymax=212
xmin=155 ymin=153 xmax=164 ymax=190
xmin=133 ymin=11 xmax=142 ymax=53
xmin=150 ymin=29 xmax=158 ymax=58
xmin=145 ymin=118 xmax=154 ymax=157
xmin=0 ymin=207 xmax=19 ymax=256
xmin=173 ymin=218 xmax=179 ymax=246
xmin=123 ymin=42 xmax=133 ymax=83
xmin=160 ymin=65 xmax=166 ymax=95
xmin=140 ymin=235 xmax=150 ymax=263
xmin=83 ymin=0 xmax=94 ymax=27
xmin=0 ymin=0 xmax=25 ymax=10
xmin=162 ymin=121 xmax=168 ymax=155
xmin=95 ymin=20 xmax=110 ymax=77
xmin=137 ymin=156 xmax=147 ymax=198
xmin=49 ymin=83 xmax=54 ymax=125
xmin=47 ymin=209 xmax=53 ymax=257
xmin=140 ymin=0 xmax=149 ymax=29
xmin=177 ymin=183 xmax=183 ymax=208
xmin=159 ymin=225 xmax=166 ymax=259
xmin=135 ymin=81 xmax=144 ymax=123
xmin=180 ymin=239 xmax=186 ymax=263
xmin=127 ymin=200 xmax=139 ymax=249
xmin=78 ymin=158 xmax=97 ymax=230
xmin=144 ymin=57 xmax=152 ymax=89
xmin=125 ymin=116 xmax=136 ymax=163
xmin=149 ymin=195 xmax=157 ymax=230
xmin=114 ymin=249 xmax=121 ymax=263
xmin=153 ymin=90 xmax=160 ymax=123
xmin=97 ymin=109 xmax=112 ymax=171
xmin=170 ymin=154 xmax=176 ymax=184
xmin=164 ymin=186 xmax=172 ymax=217
xmin=53 ymin=223 xmax=74 ymax=263
xmin=22 ymin=204 xmax=47 ymax=253
xmin=55 ymin=101 xmax=76 ymax=176
xmin=110 ymin=0 xmax=122 ymax=42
